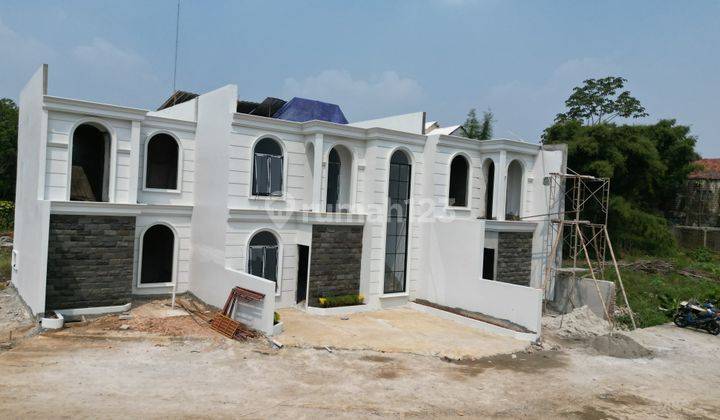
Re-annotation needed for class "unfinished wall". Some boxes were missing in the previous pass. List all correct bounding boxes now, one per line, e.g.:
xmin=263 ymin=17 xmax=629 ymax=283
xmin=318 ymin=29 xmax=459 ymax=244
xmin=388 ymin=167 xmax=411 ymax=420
xmin=308 ymin=224 xmax=363 ymax=304
xmin=496 ymin=231 xmax=533 ymax=286
xmin=674 ymin=225 xmax=720 ymax=252
xmin=45 ymin=215 xmax=135 ymax=310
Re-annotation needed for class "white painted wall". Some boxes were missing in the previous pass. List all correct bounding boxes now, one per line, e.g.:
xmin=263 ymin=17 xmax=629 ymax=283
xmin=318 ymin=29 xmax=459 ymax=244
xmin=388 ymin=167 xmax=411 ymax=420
xmin=418 ymin=218 xmax=543 ymax=333
xmin=11 ymin=65 xmax=51 ymax=315
xmin=350 ymin=112 xmax=425 ymax=134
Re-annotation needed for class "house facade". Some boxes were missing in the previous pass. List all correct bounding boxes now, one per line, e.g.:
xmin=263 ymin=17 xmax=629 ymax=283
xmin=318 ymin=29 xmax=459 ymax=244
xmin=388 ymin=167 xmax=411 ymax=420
xmin=12 ymin=65 xmax=565 ymax=335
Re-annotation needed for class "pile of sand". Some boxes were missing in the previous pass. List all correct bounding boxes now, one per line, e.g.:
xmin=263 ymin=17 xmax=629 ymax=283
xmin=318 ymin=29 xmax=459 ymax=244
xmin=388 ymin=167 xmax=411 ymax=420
xmin=590 ymin=333 xmax=653 ymax=359
xmin=543 ymin=306 xmax=611 ymax=339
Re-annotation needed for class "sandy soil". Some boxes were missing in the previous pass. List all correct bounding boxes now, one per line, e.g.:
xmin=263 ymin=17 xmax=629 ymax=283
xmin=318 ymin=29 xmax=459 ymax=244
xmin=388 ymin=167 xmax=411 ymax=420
xmin=0 ymin=285 xmax=34 ymax=342
xmin=1 ymin=302 xmax=719 ymax=418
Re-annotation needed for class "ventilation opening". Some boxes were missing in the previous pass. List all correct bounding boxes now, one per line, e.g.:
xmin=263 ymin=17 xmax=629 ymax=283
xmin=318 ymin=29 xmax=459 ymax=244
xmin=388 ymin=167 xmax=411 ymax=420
xmin=140 ymin=225 xmax=175 ymax=285
xmin=71 ymin=124 xmax=110 ymax=202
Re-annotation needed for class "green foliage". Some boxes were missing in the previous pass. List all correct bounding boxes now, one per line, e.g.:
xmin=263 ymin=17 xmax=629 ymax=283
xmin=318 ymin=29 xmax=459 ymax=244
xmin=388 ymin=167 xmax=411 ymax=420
xmin=317 ymin=294 xmax=364 ymax=308
xmin=273 ymin=311 xmax=280 ymax=325
xmin=555 ymin=77 xmax=648 ymax=125
xmin=688 ymin=246 xmax=713 ymax=263
xmin=462 ymin=108 xmax=481 ymax=139
xmin=0 ymin=99 xmax=18 ymax=201
xmin=543 ymin=118 xmax=698 ymax=255
xmin=0 ymin=200 xmax=13 ymax=230
xmin=478 ymin=109 xmax=494 ymax=140
xmin=0 ymin=248 xmax=10 ymax=283
xmin=463 ymin=108 xmax=494 ymax=141
xmin=609 ymin=197 xmax=676 ymax=256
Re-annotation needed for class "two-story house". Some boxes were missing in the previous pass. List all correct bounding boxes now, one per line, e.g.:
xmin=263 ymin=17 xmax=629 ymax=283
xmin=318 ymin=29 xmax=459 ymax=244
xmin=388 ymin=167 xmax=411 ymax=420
xmin=12 ymin=65 xmax=565 ymax=336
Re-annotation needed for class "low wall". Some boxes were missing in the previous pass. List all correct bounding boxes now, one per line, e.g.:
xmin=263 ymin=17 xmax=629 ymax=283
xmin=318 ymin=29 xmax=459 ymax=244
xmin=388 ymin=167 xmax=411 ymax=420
xmin=673 ymin=226 xmax=720 ymax=251
xmin=551 ymin=273 xmax=615 ymax=320
xmin=420 ymin=220 xmax=543 ymax=333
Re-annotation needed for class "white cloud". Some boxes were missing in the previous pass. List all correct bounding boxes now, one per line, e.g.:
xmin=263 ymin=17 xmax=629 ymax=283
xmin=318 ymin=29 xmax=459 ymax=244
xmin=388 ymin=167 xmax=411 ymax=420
xmin=72 ymin=37 xmax=151 ymax=77
xmin=482 ymin=57 xmax=618 ymax=141
xmin=282 ymin=70 xmax=424 ymax=121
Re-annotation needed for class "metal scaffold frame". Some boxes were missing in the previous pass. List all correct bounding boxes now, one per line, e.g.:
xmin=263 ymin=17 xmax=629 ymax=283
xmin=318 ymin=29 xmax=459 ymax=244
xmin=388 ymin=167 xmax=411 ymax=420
xmin=538 ymin=169 xmax=636 ymax=330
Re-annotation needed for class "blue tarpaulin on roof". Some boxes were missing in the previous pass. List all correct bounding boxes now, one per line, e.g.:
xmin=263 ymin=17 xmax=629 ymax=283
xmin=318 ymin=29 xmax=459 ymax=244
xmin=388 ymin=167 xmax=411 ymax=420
xmin=272 ymin=97 xmax=348 ymax=124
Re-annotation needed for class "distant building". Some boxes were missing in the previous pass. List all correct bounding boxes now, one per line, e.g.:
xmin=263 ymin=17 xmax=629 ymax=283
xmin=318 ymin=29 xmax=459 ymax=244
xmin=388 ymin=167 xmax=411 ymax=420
xmin=675 ymin=158 xmax=720 ymax=227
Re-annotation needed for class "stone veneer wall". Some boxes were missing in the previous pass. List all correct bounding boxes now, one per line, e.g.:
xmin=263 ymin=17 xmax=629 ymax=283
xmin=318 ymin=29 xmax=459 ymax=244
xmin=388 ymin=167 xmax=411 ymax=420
xmin=308 ymin=224 xmax=363 ymax=305
xmin=45 ymin=215 xmax=135 ymax=311
xmin=496 ymin=231 xmax=533 ymax=286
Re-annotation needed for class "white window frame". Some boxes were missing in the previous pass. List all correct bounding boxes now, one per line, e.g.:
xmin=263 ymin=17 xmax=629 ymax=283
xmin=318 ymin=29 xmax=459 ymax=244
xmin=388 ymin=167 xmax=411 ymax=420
xmin=136 ymin=222 xmax=179 ymax=288
xmin=65 ymin=118 xmax=117 ymax=203
xmin=446 ymin=152 xmax=473 ymax=210
xmin=142 ymin=130 xmax=183 ymax=194
xmin=245 ymin=228 xmax=283 ymax=297
xmin=248 ymin=135 xmax=287 ymax=200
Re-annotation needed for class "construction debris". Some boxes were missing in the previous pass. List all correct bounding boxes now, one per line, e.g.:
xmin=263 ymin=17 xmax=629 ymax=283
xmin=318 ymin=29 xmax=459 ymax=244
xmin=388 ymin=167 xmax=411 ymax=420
xmin=542 ymin=306 xmax=611 ymax=339
xmin=590 ymin=333 xmax=652 ymax=359
xmin=209 ymin=287 xmax=262 ymax=341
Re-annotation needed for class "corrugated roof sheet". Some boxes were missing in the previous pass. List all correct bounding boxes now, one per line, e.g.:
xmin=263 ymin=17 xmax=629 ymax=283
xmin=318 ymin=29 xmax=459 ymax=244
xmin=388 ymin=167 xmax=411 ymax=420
xmin=689 ymin=158 xmax=720 ymax=180
xmin=272 ymin=97 xmax=348 ymax=124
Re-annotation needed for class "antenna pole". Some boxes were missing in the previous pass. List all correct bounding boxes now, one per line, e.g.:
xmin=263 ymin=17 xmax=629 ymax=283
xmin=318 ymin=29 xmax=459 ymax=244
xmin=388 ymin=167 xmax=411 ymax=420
xmin=172 ymin=0 xmax=181 ymax=93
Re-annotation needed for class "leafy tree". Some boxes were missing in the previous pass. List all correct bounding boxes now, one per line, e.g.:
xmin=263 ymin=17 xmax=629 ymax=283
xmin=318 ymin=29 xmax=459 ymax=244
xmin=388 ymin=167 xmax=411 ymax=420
xmin=543 ymin=119 xmax=698 ymax=254
xmin=462 ymin=108 xmax=481 ymax=139
xmin=0 ymin=99 xmax=18 ymax=201
xmin=478 ymin=109 xmax=494 ymax=140
xmin=555 ymin=77 xmax=648 ymax=125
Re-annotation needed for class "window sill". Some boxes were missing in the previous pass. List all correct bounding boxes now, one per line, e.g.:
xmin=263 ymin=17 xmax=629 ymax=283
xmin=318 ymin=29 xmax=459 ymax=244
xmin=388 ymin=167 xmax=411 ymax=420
xmin=143 ymin=188 xmax=182 ymax=194
xmin=445 ymin=206 xmax=472 ymax=212
xmin=137 ymin=282 xmax=175 ymax=289
xmin=379 ymin=291 xmax=409 ymax=299
xmin=249 ymin=195 xmax=286 ymax=202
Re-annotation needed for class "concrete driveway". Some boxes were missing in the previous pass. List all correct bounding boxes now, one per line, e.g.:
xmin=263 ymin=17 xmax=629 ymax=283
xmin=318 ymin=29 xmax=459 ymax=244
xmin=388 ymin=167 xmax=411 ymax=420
xmin=276 ymin=306 xmax=529 ymax=359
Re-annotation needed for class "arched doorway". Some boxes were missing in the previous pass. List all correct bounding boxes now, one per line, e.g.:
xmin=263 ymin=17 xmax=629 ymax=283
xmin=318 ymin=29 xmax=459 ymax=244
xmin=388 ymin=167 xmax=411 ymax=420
xmin=506 ymin=160 xmax=524 ymax=220
xmin=70 ymin=123 xmax=111 ymax=202
xmin=483 ymin=159 xmax=495 ymax=219
xmin=326 ymin=145 xmax=353 ymax=212
xmin=139 ymin=224 xmax=175 ymax=285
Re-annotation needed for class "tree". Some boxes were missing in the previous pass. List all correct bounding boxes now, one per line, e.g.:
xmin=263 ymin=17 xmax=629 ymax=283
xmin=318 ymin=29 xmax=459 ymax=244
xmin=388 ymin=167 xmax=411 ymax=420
xmin=0 ymin=98 xmax=18 ymax=201
xmin=462 ymin=108 xmax=481 ymax=139
xmin=478 ymin=109 xmax=494 ymax=140
xmin=555 ymin=77 xmax=648 ymax=125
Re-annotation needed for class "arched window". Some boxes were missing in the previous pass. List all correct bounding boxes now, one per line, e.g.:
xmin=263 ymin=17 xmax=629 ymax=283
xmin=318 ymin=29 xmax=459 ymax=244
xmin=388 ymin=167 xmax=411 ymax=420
xmin=483 ymin=160 xmax=495 ymax=219
xmin=139 ymin=224 xmax=175 ymax=285
xmin=506 ymin=160 xmax=524 ymax=220
xmin=248 ymin=231 xmax=279 ymax=287
xmin=384 ymin=150 xmax=411 ymax=294
xmin=326 ymin=148 xmax=341 ymax=212
xmin=145 ymin=133 xmax=179 ymax=190
xmin=448 ymin=155 xmax=469 ymax=207
xmin=252 ymin=138 xmax=283 ymax=196
xmin=70 ymin=123 xmax=111 ymax=202
xmin=325 ymin=146 xmax=353 ymax=212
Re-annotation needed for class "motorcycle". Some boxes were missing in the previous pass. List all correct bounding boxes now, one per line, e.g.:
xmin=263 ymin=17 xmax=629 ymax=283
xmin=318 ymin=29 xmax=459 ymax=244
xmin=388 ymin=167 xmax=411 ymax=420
xmin=673 ymin=299 xmax=720 ymax=335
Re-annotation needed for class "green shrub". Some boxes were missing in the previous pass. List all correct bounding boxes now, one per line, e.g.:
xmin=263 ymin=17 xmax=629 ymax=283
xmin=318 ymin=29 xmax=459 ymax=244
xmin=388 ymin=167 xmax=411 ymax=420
xmin=318 ymin=294 xmax=364 ymax=308
xmin=0 ymin=248 xmax=11 ymax=282
xmin=273 ymin=311 xmax=280 ymax=325
xmin=0 ymin=200 xmax=12 ymax=230
xmin=609 ymin=197 xmax=676 ymax=256
xmin=688 ymin=246 xmax=714 ymax=263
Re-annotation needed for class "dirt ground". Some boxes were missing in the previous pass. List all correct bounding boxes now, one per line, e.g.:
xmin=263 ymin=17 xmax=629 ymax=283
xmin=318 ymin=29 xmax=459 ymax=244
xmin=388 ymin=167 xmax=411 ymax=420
xmin=1 ymin=298 xmax=720 ymax=418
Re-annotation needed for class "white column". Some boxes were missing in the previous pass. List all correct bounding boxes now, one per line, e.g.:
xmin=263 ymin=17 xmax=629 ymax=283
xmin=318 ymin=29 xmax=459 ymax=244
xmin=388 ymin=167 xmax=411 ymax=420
xmin=312 ymin=133 xmax=324 ymax=212
xmin=495 ymin=151 xmax=507 ymax=221
xmin=128 ymin=120 xmax=141 ymax=204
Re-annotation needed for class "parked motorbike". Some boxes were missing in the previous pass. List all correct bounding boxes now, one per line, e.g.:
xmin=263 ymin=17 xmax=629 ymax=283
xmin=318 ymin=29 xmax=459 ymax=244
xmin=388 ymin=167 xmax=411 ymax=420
xmin=673 ymin=299 xmax=720 ymax=335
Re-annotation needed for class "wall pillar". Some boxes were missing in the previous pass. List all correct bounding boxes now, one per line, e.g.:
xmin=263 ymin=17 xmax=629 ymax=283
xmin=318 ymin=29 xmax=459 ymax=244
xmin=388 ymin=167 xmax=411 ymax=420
xmin=312 ymin=133 xmax=324 ymax=212
xmin=128 ymin=121 xmax=141 ymax=204
xmin=495 ymin=151 xmax=507 ymax=221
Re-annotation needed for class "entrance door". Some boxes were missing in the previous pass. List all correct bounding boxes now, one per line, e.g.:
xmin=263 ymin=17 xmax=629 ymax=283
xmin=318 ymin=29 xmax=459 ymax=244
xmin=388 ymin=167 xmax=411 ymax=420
xmin=296 ymin=245 xmax=309 ymax=303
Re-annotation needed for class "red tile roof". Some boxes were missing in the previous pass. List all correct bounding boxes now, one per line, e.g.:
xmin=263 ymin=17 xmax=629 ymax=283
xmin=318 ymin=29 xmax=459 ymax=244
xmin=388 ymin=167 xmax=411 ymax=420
xmin=689 ymin=158 xmax=720 ymax=180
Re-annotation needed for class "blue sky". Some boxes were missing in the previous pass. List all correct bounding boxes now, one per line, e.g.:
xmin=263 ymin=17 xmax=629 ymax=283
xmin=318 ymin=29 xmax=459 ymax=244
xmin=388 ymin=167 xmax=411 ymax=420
xmin=1 ymin=0 xmax=718 ymax=155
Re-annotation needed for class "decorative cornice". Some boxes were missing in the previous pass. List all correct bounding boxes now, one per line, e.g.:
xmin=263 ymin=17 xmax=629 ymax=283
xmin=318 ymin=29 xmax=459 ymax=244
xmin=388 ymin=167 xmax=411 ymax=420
xmin=44 ymin=96 xmax=148 ymax=121
xmin=50 ymin=201 xmax=193 ymax=217
xmin=228 ymin=208 xmax=366 ymax=225
xmin=484 ymin=219 xmax=538 ymax=232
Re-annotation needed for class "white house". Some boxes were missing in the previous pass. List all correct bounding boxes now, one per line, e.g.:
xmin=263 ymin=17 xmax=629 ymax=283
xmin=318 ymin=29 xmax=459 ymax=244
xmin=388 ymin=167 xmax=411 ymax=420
xmin=11 ymin=65 xmax=565 ymax=335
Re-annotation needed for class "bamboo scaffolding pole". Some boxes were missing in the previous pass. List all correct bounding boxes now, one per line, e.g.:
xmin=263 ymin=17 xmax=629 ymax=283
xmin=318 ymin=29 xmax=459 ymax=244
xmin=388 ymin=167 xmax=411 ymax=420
xmin=604 ymin=226 xmax=637 ymax=330
xmin=576 ymin=223 xmax=613 ymax=324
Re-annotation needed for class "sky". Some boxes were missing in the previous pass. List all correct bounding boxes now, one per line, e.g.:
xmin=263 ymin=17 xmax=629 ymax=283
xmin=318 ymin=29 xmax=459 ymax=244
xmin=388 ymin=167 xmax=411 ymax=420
xmin=1 ymin=0 xmax=718 ymax=156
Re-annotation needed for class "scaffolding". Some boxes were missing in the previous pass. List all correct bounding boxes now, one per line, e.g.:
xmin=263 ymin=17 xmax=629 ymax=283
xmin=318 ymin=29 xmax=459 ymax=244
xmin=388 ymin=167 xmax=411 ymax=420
xmin=539 ymin=169 xmax=636 ymax=330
